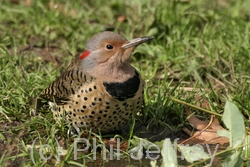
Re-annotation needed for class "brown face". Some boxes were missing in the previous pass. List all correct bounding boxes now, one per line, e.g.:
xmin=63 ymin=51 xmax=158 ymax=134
xmin=93 ymin=36 xmax=153 ymax=66
xmin=80 ymin=31 xmax=153 ymax=72
xmin=93 ymin=39 xmax=133 ymax=66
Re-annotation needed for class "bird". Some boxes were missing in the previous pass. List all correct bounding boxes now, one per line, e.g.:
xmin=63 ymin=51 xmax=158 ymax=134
xmin=40 ymin=31 xmax=153 ymax=133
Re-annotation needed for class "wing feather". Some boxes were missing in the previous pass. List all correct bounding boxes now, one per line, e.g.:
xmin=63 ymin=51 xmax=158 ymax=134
xmin=40 ymin=66 xmax=94 ymax=105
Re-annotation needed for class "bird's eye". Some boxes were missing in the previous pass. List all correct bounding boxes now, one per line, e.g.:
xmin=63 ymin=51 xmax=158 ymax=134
xmin=106 ymin=44 xmax=114 ymax=50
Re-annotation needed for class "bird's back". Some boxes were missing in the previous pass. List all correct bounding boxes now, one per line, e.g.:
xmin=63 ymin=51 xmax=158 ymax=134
xmin=40 ymin=63 xmax=144 ymax=133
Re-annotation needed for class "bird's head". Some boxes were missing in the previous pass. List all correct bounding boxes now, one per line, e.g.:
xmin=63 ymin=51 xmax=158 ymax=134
xmin=79 ymin=31 xmax=153 ymax=82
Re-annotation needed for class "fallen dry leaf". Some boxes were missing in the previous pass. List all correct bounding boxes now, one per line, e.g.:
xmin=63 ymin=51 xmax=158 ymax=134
xmin=117 ymin=15 xmax=126 ymax=23
xmin=182 ymin=106 xmax=229 ymax=145
xmin=194 ymin=95 xmax=210 ymax=109
xmin=104 ymin=138 xmax=128 ymax=151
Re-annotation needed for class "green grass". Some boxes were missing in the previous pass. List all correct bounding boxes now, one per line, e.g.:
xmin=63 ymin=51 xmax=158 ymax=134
xmin=1 ymin=0 xmax=250 ymax=166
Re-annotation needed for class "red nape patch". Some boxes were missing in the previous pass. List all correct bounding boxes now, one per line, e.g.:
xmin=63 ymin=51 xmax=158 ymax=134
xmin=80 ymin=50 xmax=90 ymax=60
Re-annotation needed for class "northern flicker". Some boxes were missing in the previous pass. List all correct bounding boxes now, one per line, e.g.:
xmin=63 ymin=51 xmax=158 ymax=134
xmin=40 ymin=31 xmax=153 ymax=133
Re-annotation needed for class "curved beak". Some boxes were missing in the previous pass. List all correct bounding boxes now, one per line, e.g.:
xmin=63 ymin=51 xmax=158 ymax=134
xmin=122 ymin=36 xmax=154 ymax=49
